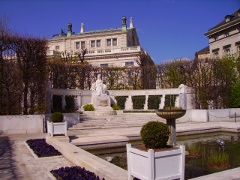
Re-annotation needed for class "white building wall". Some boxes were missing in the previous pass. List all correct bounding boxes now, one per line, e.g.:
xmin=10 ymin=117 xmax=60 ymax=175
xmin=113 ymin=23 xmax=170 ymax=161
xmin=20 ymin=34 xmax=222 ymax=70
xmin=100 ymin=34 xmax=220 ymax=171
xmin=210 ymin=33 xmax=240 ymax=58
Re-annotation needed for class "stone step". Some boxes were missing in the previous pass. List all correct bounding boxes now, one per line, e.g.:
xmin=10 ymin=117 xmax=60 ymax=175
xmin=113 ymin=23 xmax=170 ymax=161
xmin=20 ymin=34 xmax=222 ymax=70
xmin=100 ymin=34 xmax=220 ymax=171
xmin=72 ymin=121 xmax=147 ymax=128
xmin=78 ymin=118 xmax=156 ymax=124
xmin=68 ymin=113 xmax=164 ymax=131
xmin=80 ymin=118 xmax=159 ymax=123
xmin=69 ymin=124 xmax=143 ymax=130
xmin=69 ymin=120 xmax=163 ymax=130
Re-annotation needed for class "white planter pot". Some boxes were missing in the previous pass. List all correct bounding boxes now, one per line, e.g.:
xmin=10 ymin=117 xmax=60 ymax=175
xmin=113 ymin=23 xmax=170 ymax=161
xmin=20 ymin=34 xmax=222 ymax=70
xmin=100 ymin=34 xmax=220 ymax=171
xmin=47 ymin=121 xmax=67 ymax=137
xmin=126 ymin=144 xmax=185 ymax=180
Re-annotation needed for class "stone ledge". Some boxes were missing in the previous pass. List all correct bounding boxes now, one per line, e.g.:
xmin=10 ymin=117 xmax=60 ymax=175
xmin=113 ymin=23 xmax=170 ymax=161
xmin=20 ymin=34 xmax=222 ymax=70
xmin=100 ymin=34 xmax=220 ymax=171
xmin=46 ymin=136 xmax=128 ymax=180
xmin=71 ymin=135 xmax=129 ymax=146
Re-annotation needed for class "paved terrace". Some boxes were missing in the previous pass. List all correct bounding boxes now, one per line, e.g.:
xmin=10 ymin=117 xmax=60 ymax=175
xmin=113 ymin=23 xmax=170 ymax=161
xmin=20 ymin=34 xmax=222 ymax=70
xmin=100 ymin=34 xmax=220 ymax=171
xmin=1 ymin=118 xmax=240 ymax=180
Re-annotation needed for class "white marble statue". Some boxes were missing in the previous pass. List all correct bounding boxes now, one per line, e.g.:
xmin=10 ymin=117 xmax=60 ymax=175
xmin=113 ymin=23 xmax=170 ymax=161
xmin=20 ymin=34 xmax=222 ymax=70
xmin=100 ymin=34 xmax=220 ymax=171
xmin=92 ymin=74 xmax=107 ymax=96
xmin=91 ymin=74 xmax=111 ymax=109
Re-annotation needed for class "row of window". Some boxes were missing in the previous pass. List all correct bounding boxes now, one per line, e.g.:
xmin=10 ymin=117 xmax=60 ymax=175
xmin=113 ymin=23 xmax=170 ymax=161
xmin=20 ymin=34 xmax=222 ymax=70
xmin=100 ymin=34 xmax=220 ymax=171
xmin=54 ymin=38 xmax=118 ymax=51
xmin=76 ymin=38 xmax=118 ymax=49
xmin=212 ymin=44 xmax=240 ymax=58
xmin=212 ymin=27 xmax=240 ymax=42
xmin=100 ymin=61 xmax=134 ymax=67
xmin=213 ymin=32 xmax=229 ymax=41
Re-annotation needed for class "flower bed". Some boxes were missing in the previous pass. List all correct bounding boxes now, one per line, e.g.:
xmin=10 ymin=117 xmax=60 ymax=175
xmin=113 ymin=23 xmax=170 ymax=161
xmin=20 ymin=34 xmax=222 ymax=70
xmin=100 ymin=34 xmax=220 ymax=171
xmin=26 ymin=139 xmax=61 ymax=157
xmin=27 ymin=139 xmax=104 ymax=179
xmin=51 ymin=166 xmax=105 ymax=180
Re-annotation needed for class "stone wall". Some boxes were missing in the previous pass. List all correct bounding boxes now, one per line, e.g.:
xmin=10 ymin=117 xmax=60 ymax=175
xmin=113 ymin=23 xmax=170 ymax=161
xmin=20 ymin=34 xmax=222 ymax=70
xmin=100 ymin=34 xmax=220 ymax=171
xmin=183 ymin=108 xmax=240 ymax=123
xmin=0 ymin=113 xmax=80 ymax=135
xmin=50 ymin=84 xmax=194 ymax=111
xmin=0 ymin=115 xmax=44 ymax=134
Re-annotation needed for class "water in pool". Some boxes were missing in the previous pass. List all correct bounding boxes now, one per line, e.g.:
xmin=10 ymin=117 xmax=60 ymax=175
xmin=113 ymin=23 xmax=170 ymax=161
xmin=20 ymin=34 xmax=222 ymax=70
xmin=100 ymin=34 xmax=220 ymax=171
xmin=88 ymin=132 xmax=240 ymax=179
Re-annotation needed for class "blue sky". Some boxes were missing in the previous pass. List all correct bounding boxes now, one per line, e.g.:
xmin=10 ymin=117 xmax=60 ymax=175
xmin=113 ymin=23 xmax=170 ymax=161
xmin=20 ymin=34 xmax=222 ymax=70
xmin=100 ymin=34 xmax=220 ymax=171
xmin=1 ymin=0 xmax=239 ymax=64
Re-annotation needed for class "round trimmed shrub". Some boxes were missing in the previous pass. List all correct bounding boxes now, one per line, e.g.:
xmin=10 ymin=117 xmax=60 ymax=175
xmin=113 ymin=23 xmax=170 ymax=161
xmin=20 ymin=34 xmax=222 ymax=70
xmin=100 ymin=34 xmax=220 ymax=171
xmin=83 ymin=104 xmax=95 ymax=111
xmin=50 ymin=112 xmax=63 ymax=122
xmin=140 ymin=121 xmax=169 ymax=149
xmin=112 ymin=104 xmax=121 ymax=110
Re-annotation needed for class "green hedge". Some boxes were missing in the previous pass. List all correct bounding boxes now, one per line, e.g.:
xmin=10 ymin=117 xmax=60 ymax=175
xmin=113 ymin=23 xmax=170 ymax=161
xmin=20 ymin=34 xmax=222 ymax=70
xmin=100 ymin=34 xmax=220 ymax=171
xmin=132 ymin=96 xmax=145 ymax=109
xmin=65 ymin=95 xmax=75 ymax=112
xmin=164 ymin=95 xmax=177 ymax=107
xmin=112 ymin=104 xmax=121 ymax=110
xmin=148 ymin=95 xmax=161 ymax=109
xmin=83 ymin=104 xmax=95 ymax=111
xmin=52 ymin=95 xmax=62 ymax=112
xmin=115 ymin=96 xmax=128 ymax=110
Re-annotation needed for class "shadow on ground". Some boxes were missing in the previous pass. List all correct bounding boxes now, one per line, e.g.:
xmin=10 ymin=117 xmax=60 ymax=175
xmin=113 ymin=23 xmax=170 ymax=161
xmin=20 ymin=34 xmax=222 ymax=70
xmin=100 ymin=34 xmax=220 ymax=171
xmin=0 ymin=136 xmax=18 ymax=180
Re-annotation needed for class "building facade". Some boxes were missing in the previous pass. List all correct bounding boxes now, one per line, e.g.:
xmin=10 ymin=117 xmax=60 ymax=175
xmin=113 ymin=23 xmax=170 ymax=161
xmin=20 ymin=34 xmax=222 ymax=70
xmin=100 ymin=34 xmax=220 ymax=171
xmin=47 ymin=16 xmax=154 ymax=67
xmin=195 ymin=46 xmax=210 ymax=60
xmin=204 ymin=8 xmax=240 ymax=59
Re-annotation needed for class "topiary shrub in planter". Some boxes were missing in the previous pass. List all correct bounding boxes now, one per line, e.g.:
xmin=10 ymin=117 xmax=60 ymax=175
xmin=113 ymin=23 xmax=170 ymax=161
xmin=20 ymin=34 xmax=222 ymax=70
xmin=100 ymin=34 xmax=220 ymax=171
xmin=83 ymin=104 xmax=95 ymax=111
xmin=47 ymin=112 xmax=67 ymax=137
xmin=127 ymin=120 xmax=185 ymax=180
xmin=50 ymin=112 xmax=63 ymax=122
xmin=140 ymin=121 xmax=169 ymax=149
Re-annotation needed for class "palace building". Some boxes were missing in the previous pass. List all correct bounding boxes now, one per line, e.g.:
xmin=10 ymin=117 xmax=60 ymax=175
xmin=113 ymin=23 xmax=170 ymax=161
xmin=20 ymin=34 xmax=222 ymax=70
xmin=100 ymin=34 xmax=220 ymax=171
xmin=47 ymin=16 xmax=155 ymax=67
xmin=195 ymin=8 xmax=240 ymax=60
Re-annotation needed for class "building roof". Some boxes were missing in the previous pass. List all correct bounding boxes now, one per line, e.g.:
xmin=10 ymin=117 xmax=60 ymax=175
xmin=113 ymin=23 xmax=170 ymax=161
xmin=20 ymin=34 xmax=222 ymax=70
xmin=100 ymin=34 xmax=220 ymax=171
xmin=196 ymin=46 xmax=209 ymax=54
xmin=209 ymin=8 xmax=240 ymax=31
xmin=80 ymin=28 xmax=122 ymax=35
xmin=51 ymin=27 xmax=133 ymax=40
xmin=205 ymin=8 xmax=240 ymax=36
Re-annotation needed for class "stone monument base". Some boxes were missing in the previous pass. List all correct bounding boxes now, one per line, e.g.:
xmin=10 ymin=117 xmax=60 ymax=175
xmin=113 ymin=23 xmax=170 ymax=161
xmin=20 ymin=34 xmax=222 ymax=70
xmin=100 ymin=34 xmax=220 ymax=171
xmin=90 ymin=93 xmax=116 ymax=115
xmin=84 ymin=109 xmax=117 ymax=116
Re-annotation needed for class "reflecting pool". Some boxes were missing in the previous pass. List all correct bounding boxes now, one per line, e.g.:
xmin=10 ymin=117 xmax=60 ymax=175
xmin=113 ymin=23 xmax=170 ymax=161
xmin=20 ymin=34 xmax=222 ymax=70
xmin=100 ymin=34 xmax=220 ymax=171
xmin=88 ymin=132 xmax=240 ymax=179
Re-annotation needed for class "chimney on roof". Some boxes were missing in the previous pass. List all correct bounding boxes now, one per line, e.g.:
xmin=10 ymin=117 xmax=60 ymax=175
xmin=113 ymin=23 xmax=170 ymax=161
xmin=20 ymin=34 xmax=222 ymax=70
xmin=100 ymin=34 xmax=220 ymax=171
xmin=122 ymin=16 xmax=127 ymax=31
xmin=80 ymin=23 xmax=85 ymax=33
xmin=130 ymin=17 xmax=134 ymax=28
xmin=67 ymin=23 xmax=72 ymax=37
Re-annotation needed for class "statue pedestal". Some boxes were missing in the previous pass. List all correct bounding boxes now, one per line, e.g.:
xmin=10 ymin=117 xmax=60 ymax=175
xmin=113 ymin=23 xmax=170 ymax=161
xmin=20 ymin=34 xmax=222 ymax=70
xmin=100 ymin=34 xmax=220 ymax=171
xmin=84 ymin=110 xmax=117 ymax=116
xmin=92 ymin=94 xmax=117 ymax=116
xmin=93 ymin=95 xmax=111 ymax=108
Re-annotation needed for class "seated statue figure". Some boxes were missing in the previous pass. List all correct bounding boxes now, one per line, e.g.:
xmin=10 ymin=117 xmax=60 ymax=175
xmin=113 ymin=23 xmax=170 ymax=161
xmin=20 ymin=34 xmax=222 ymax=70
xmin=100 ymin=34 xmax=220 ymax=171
xmin=95 ymin=74 xmax=106 ymax=96
xmin=91 ymin=74 xmax=111 ymax=109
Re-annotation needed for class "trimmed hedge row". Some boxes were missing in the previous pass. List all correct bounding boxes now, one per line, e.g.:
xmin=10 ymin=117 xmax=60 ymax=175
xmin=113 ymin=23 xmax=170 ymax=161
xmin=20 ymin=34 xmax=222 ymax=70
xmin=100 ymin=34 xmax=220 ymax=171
xmin=52 ymin=95 xmax=75 ymax=113
xmin=164 ymin=95 xmax=177 ymax=107
xmin=148 ymin=95 xmax=161 ymax=109
xmin=115 ymin=96 xmax=128 ymax=110
xmin=132 ymin=96 xmax=145 ymax=109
